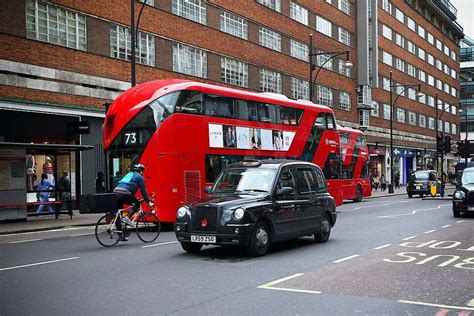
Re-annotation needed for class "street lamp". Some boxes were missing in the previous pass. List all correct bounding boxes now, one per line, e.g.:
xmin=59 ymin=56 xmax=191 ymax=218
xmin=389 ymin=71 xmax=423 ymax=193
xmin=308 ymin=34 xmax=352 ymax=102
xmin=459 ymin=103 xmax=469 ymax=163
xmin=131 ymin=0 xmax=148 ymax=86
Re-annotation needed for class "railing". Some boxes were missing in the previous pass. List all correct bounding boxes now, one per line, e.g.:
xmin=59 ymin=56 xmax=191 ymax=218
xmin=431 ymin=0 xmax=457 ymax=19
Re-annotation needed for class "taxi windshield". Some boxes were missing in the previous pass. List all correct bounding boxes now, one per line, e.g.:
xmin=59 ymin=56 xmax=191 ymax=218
xmin=461 ymin=170 xmax=474 ymax=185
xmin=212 ymin=167 xmax=277 ymax=194
xmin=413 ymin=171 xmax=430 ymax=180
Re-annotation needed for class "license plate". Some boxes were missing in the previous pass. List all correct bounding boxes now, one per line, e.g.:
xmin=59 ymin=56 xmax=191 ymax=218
xmin=416 ymin=186 xmax=421 ymax=189
xmin=468 ymin=207 xmax=474 ymax=211
xmin=191 ymin=235 xmax=216 ymax=243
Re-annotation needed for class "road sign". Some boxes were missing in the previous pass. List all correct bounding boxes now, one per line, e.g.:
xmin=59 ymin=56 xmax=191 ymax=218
xmin=430 ymin=181 xmax=437 ymax=197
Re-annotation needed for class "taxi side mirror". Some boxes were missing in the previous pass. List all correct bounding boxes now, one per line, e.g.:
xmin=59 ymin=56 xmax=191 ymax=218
xmin=276 ymin=187 xmax=294 ymax=196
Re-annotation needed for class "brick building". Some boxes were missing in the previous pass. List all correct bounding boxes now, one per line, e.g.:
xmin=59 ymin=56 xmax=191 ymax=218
xmin=0 ymin=0 xmax=463 ymax=218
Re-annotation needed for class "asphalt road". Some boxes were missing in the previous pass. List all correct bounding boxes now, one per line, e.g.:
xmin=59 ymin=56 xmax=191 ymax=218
xmin=0 ymin=195 xmax=473 ymax=316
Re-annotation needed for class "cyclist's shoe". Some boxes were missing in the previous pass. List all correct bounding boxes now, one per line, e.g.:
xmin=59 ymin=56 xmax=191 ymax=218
xmin=121 ymin=217 xmax=135 ymax=227
xmin=121 ymin=235 xmax=129 ymax=242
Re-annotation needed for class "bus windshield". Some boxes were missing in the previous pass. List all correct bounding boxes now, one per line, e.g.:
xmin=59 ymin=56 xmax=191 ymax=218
xmin=212 ymin=168 xmax=277 ymax=194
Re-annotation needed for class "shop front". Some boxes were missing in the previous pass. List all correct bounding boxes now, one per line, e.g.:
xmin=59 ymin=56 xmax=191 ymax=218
xmin=369 ymin=145 xmax=386 ymax=178
xmin=392 ymin=147 xmax=416 ymax=185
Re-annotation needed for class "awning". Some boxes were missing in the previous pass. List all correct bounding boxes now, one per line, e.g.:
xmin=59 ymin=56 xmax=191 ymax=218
xmin=0 ymin=142 xmax=94 ymax=153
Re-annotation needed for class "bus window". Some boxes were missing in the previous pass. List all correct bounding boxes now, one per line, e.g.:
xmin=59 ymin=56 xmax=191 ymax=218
xmin=236 ymin=99 xmax=248 ymax=120
xmin=174 ymin=90 xmax=203 ymax=114
xmin=248 ymin=101 xmax=258 ymax=121
xmin=340 ymin=133 xmax=350 ymax=145
xmin=204 ymin=94 xmax=234 ymax=118
xmin=323 ymin=153 xmax=340 ymax=179
xmin=314 ymin=113 xmax=327 ymax=129
xmin=355 ymin=135 xmax=365 ymax=149
xmin=257 ymin=103 xmax=272 ymax=122
xmin=326 ymin=114 xmax=336 ymax=130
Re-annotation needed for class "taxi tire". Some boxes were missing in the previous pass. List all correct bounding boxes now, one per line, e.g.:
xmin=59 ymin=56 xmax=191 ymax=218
xmin=180 ymin=242 xmax=203 ymax=253
xmin=247 ymin=221 xmax=270 ymax=257
xmin=453 ymin=210 xmax=461 ymax=217
xmin=408 ymin=193 xmax=413 ymax=198
xmin=314 ymin=214 xmax=331 ymax=243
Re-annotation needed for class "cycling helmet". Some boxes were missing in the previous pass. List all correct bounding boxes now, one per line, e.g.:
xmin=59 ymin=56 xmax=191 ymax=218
xmin=132 ymin=164 xmax=145 ymax=172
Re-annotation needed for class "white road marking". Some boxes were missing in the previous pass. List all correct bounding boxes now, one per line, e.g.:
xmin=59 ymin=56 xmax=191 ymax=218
xmin=258 ymin=273 xmax=304 ymax=288
xmin=424 ymin=230 xmax=436 ymax=234
xmin=442 ymin=225 xmax=451 ymax=228
xmin=378 ymin=204 xmax=450 ymax=219
xmin=9 ymin=238 xmax=42 ymax=244
xmin=457 ymin=220 xmax=465 ymax=223
xmin=398 ymin=300 xmax=474 ymax=311
xmin=374 ymin=244 xmax=391 ymax=250
xmin=402 ymin=236 xmax=416 ymax=241
xmin=141 ymin=241 xmax=179 ymax=248
xmin=0 ymin=226 xmax=93 ymax=238
xmin=333 ymin=254 xmax=360 ymax=263
xmin=70 ymin=233 xmax=94 ymax=237
xmin=258 ymin=286 xmax=322 ymax=295
xmin=343 ymin=200 xmax=414 ymax=212
xmin=0 ymin=257 xmax=79 ymax=272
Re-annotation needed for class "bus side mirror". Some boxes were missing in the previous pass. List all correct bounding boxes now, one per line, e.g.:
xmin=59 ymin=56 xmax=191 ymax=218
xmin=204 ymin=186 xmax=212 ymax=194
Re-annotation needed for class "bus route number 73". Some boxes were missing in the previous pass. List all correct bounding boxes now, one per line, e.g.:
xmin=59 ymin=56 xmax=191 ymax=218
xmin=125 ymin=132 xmax=137 ymax=144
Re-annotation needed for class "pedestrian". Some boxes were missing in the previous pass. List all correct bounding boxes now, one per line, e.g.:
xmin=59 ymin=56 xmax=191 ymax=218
xmin=373 ymin=175 xmax=379 ymax=191
xmin=36 ymin=174 xmax=55 ymax=215
xmin=95 ymin=171 xmax=105 ymax=193
xmin=394 ymin=171 xmax=400 ymax=189
xmin=380 ymin=174 xmax=387 ymax=191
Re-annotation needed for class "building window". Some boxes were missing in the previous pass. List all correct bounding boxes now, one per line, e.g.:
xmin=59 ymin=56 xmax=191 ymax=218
xmin=444 ymin=45 xmax=450 ymax=56
xmin=26 ymin=0 xmax=87 ymax=51
xmin=438 ymin=120 xmax=443 ymax=131
xmin=290 ymin=2 xmax=308 ymax=25
xmin=383 ymin=104 xmax=391 ymax=120
xmin=428 ymin=117 xmax=435 ymax=129
xmin=452 ymin=123 xmax=457 ymax=134
xmin=110 ymin=25 xmax=155 ymax=66
xmin=395 ymin=8 xmax=404 ymax=23
xmin=316 ymin=16 xmax=332 ymax=37
xmin=451 ymin=50 xmax=456 ymax=61
xmin=383 ymin=77 xmax=390 ymax=91
xmin=371 ymin=101 xmax=379 ymax=117
xmin=418 ymin=92 xmax=426 ymax=104
xmin=138 ymin=0 xmax=154 ymax=4
xmin=220 ymin=11 xmax=248 ymax=39
xmin=260 ymin=68 xmax=282 ymax=93
xmin=436 ymin=59 xmax=442 ymax=70
xmin=396 ymin=58 xmax=405 ymax=72
xmin=259 ymin=27 xmax=281 ymax=52
xmin=317 ymin=85 xmax=333 ymax=106
xmin=397 ymin=108 xmax=405 ymax=123
xmin=451 ymin=87 xmax=457 ymax=97
xmin=359 ymin=110 xmax=369 ymax=127
xmin=436 ymin=79 xmax=442 ymax=90
xmin=339 ymin=59 xmax=351 ymax=77
xmin=444 ymin=121 xmax=450 ymax=133
xmin=427 ymin=33 xmax=434 ymax=44
xmin=408 ymin=41 xmax=415 ymax=54
xmin=417 ymin=25 xmax=425 ymax=38
xmin=436 ymin=39 xmax=442 ymax=50
xmin=339 ymin=91 xmax=351 ymax=111
xmin=317 ymin=52 xmax=333 ymax=70
xmin=451 ymin=69 xmax=457 ymax=79
xmin=418 ymin=70 xmax=426 ymax=82
xmin=395 ymin=33 xmax=405 ymax=47
xmin=419 ymin=115 xmax=426 ymax=128
xmin=382 ymin=51 xmax=393 ymax=66
xmin=338 ymin=27 xmax=351 ymax=45
xmin=382 ymin=0 xmax=392 ymax=14
xmin=451 ymin=106 xmax=457 ymax=115
xmin=291 ymin=77 xmax=309 ymax=100
xmin=257 ymin=0 xmax=281 ymax=12
xmin=428 ymin=75 xmax=434 ymax=86
xmin=221 ymin=57 xmax=248 ymax=87
xmin=382 ymin=25 xmax=392 ymax=40
xmin=408 ymin=111 xmax=416 ymax=125
xmin=172 ymin=0 xmax=206 ymax=24
xmin=408 ymin=88 xmax=416 ymax=100
xmin=418 ymin=48 xmax=425 ymax=60
xmin=407 ymin=64 xmax=415 ymax=77
xmin=407 ymin=17 xmax=415 ymax=31
xmin=338 ymin=0 xmax=350 ymax=14
xmin=290 ymin=39 xmax=309 ymax=61
xmin=428 ymin=96 xmax=434 ymax=107
xmin=173 ymin=43 xmax=207 ymax=78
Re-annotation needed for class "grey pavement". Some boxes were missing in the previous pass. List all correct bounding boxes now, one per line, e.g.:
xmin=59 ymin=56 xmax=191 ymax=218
xmin=0 ymin=184 xmax=455 ymax=235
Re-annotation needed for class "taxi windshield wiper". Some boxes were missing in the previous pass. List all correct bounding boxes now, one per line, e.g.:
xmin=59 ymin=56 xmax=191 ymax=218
xmin=241 ymin=189 xmax=269 ymax=193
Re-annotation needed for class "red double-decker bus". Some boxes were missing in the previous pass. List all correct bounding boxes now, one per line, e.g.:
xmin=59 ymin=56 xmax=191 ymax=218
xmin=104 ymin=79 xmax=365 ymax=223
xmin=338 ymin=126 xmax=372 ymax=202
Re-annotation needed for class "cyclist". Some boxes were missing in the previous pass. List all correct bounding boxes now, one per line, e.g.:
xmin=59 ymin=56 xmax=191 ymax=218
xmin=113 ymin=164 xmax=154 ymax=239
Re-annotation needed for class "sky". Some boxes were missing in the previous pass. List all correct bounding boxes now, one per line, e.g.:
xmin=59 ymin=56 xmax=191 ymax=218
xmin=450 ymin=0 xmax=474 ymax=39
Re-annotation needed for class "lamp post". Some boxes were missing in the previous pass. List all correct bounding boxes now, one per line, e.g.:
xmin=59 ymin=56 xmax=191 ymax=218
xmin=459 ymin=103 xmax=469 ymax=163
xmin=389 ymin=71 xmax=423 ymax=193
xmin=131 ymin=0 xmax=148 ymax=87
xmin=308 ymin=34 xmax=352 ymax=102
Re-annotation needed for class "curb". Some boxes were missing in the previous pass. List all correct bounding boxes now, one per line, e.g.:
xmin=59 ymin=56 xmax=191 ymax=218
xmin=0 ymin=222 xmax=97 ymax=236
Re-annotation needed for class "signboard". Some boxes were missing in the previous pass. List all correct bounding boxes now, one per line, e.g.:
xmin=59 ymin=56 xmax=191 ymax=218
xmin=67 ymin=121 xmax=90 ymax=135
xmin=209 ymin=124 xmax=295 ymax=151
xmin=430 ymin=181 xmax=437 ymax=197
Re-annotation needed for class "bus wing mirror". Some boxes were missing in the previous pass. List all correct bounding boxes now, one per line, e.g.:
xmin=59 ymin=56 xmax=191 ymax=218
xmin=204 ymin=186 xmax=212 ymax=194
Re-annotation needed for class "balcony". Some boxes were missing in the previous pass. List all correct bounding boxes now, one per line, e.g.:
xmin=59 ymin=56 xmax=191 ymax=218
xmin=429 ymin=0 xmax=457 ymax=20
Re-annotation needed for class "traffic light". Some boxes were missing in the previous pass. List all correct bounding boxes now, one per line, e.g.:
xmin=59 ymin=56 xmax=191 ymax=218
xmin=466 ymin=140 xmax=471 ymax=158
xmin=458 ymin=140 xmax=466 ymax=156
xmin=436 ymin=134 xmax=444 ymax=154
xmin=444 ymin=136 xmax=452 ymax=153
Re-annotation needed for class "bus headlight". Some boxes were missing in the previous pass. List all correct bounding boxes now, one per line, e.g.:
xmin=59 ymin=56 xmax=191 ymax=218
xmin=454 ymin=191 xmax=465 ymax=199
xmin=233 ymin=208 xmax=245 ymax=221
xmin=177 ymin=206 xmax=188 ymax=218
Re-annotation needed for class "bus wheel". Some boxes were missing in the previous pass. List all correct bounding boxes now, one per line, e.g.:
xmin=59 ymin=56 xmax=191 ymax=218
xmin=353 ymin=186 xmax=362 ymax=202
xmin=247 ymin=221 xmax=270 ymax=257
xmin=180 ymin=242 xmax=203 ymax=253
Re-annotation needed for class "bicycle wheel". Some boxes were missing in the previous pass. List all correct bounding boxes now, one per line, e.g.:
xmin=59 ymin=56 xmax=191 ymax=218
xmin=136 ymin=212 xmax=161 ymax=243
xmin=95 ymin=214 xmax=121 ymax=247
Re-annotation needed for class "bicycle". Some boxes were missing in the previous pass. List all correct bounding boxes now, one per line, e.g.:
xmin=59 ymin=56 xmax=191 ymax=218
xmin=94 ymin=200 xmax=161 ymax=247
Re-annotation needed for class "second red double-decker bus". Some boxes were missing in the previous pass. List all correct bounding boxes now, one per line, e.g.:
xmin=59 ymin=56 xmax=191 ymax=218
xmin=104 ymin=79 xmax=367 ymax=223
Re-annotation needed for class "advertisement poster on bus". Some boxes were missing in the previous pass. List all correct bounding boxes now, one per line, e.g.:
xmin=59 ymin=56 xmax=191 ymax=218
xmin=209 ymin=124 xmax=295 ymax=151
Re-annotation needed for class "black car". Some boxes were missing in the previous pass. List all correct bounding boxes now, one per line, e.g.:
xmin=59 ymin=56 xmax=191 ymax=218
xmin=452 ymin=167 xmax=474 ymax=217
xmin=406 ymin=170 xmax=444 ymax=198
xmin=174 ymin=159 xmax=337 ymax=256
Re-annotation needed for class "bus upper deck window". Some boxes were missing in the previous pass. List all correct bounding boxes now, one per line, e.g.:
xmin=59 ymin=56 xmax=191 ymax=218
xmin=175 ymin=91 xmax=203 ymax=114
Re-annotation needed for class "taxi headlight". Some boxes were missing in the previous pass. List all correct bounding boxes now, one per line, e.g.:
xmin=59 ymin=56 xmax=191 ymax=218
xmin=454 ymin=191 xmax=465 ymax=199
xmin=177 ymin=206 xmax=188 ymax=218
xmin=233 ymin=208 xmax=245 ymax=221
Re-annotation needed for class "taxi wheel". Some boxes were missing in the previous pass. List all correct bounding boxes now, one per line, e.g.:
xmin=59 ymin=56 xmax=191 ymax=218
xmin=453 ymin=210 xmax=461 ymax=217
xmin=247 ymin=221 xmax=270 ymax=257
xmin=440 ymin=191 xmax=445 ymax=197
xmin=408 ymin=193 xmax=413 ymax=198
xmin=315 ymin=214 xmax=331 ymax=243
xmin=180 ymin=242 xmax=203 ymax=253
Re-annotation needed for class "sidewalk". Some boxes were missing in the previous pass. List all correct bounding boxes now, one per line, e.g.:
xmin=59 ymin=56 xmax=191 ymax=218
xmin=0 ymin=185 xmax=456 ymax=235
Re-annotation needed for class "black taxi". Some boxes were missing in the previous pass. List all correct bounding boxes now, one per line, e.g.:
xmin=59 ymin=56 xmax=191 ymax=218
xmin=407 ymin=170 xmax=444 ymax=198
xmin=453 ymin=167 xmax=474 ymax=217
xmin=174 ymin=160 xmax=337 ymax=256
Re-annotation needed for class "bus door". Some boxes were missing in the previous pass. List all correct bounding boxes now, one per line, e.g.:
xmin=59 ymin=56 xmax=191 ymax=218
xmin=178 ymin=153 xmax=202 ymax=205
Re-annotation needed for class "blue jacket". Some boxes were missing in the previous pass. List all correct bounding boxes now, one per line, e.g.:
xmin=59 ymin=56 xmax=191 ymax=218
xmin=115 ymin=171 xmax=150 ymax=202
